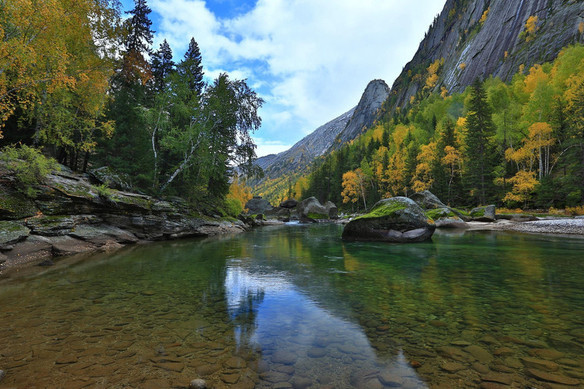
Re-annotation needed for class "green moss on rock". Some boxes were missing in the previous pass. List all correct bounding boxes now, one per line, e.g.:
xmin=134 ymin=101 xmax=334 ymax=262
xmin=355 ymin=201 xmax=407 ymax=220
xmin=307 ymin=212 xmax=328 ymax=220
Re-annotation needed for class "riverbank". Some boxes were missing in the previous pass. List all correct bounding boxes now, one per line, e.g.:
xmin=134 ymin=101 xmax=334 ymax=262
xmin=0 ymin=165 xmax=249 ymax=277
xmin=467 ymin=217 xmax=584 ymax=236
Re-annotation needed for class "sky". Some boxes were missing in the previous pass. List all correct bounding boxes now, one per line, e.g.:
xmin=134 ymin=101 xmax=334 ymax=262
xmin=121 ymin=0 xmax=447 ymax=157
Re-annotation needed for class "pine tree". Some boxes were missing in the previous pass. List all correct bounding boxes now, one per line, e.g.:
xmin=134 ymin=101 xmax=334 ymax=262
xmin=150 ymin=40 xmax=174 ymax=93
xmin=177 ymin=38 xmax=205 ymax=98
xmin=464 ymin=79 xmax=498 ymax=204
xmin=118 ymin=0 xmax=154 ymax=86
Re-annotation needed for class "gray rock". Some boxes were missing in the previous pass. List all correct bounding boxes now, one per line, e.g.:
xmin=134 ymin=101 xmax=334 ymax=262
xmin=426 ymin=208 xmax=468 ymax=229
xmin=0 ymin=221 xmax=30 ymax=249
xmin=332 ymin=80 xmax=390 ymax=150
xmin=279 ymin=199 xmax=298 ymax=209
xmin=410 ymin=190 xmax=448 ymax=209
xmin=245 ymin=196 xmax=274 ymax=214
xmin=298 ymin=197 xmax=329 ymax=221
xmin=471 ymin=205 xmax=496 ymax=222
xmin=0 ymin=369 xmax=5 ymax=382
xmin=89 ymin=166 xmax=132 ymax=191
xmin=324 ymin=201 xmax=338 ymax=219
xmin=342 ymin=197 xmax=436 ymax=242
xmin=388 ymin=0 xmax=584 ymax=112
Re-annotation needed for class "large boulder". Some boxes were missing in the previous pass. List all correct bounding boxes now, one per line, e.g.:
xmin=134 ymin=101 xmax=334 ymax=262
xmin=410 ymin=190 xmax=447 ymax=210
xmin=324 ymin=201 xmax=338 ymax=219
xmin=470 ymin=205 xmax=496 ymax=222
xmin=298 ymin=197 xmax=329 ymax=221
xmin=279 ymin=199 xmax=298 ymax=209
xmin=342 ymin=197 xmax=435 ymax=243
xmin=245 ymin=196 xmax=273 ymax=214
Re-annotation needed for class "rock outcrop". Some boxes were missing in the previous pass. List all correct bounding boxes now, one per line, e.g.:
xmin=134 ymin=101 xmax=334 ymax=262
xmin=330 ymin=80 xmax=390 ymax=150
xmin=0 ymin=166 xmax=246 ymax=275
xmin=342 ymin=197 xmax=436 ymax=242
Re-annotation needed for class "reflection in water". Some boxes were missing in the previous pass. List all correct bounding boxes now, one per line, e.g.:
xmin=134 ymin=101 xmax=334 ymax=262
xmin=225 ymin=264 xmax=427 ymax=387
xmin=0 ymin=224 xmax=583 ymax=388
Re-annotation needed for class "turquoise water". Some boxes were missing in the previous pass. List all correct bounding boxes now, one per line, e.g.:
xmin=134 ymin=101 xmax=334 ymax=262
xmin=0 ymin=224 xmax=583 ymax=388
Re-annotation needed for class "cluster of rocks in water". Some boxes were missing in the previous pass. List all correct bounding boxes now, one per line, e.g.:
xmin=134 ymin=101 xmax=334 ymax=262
xmin=342 ymin=190 xmax=500 ymax=243
xmin=241 ymin=196 xmax=338 ymax=225
xmin=0 ymin=164 xmax=247 ymax=274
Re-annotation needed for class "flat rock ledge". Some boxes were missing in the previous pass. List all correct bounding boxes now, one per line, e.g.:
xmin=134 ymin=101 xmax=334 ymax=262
xmin=466 ymin=218 xmax=584 ymax=236
xmin=0 ymin=169 xmax=247 ymax=276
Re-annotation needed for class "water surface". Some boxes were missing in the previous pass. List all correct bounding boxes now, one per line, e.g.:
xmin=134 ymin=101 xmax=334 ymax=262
xmin=1 ymin=224 xmax=583 ymax=388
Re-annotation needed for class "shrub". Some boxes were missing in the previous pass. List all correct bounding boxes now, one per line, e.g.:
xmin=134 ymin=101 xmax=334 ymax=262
xmin=221 ymin=197 xmax=243 ymax=218
xmin=0 ymin=145 xmax=60 ymax=197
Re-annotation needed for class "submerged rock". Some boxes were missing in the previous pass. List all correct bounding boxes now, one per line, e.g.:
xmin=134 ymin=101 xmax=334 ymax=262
xmin=342 ymin=197 xmax=435 ymax=243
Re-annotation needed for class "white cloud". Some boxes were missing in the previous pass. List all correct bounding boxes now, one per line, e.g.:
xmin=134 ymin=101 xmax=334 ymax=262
xmin=252 ymin=137 xmax=293 ymax=158
xmin=150 ymin=0 xmax=446 ymax=148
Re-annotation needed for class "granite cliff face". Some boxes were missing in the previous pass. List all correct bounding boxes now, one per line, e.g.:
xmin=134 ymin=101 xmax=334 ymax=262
xmin=386 ymin=0 xmax=584 ymax=110
xmin=255 ymin=107 xmax=355 ymax=178
xmin=329 ymin=79 xmax=390 ymax=151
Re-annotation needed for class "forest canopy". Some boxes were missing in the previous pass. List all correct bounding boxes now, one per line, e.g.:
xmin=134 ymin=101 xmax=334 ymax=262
xmin=0 ymin=0 xmax=263 ymax=212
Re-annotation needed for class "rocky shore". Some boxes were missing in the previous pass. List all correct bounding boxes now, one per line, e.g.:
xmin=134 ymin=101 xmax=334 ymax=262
xmin=0 ymin=166 xmax=248 ymax=276
xmin=468 ymin=218 xmax=584 ymax=236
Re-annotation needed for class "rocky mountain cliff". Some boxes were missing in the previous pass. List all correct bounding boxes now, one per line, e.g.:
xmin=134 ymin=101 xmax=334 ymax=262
xmin=386 ymin=0 xmax=584 ymax=110
xmin=329 ymin=80 xmax=390 ymax=151
xmin=254 ymin=108 xmax=355 ymax=178
xmin=251 ymin=80 xmax=389 ymax=200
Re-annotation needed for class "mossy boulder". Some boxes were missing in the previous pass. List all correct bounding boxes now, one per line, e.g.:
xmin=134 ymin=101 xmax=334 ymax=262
xmin=410 ymin=190 xmax=447 ymax=209
xmin=425 ymin=208 xmax=468 ymax=229
xmin=0 ymin=221 xmax=30 ymax=249
xmin=0 ymin=185 xmax=38 ymax=220
xmin=342 ymin=197 xmax=435 ymax=243
xmin=470 ymin=205 xmax=496 ymax=222
xmin=298 ymin=197 xmax=329 ymax=222
xmin=324 ymin=201 xmax=338 ymax=219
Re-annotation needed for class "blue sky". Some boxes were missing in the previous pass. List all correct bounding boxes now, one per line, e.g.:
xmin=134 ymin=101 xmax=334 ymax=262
xmin=121 ymin=0 xmax=447 ymax=157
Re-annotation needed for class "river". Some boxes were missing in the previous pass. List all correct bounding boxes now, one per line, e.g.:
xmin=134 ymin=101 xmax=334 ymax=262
xmin=0 ymin=223 xmax=583 ymax=388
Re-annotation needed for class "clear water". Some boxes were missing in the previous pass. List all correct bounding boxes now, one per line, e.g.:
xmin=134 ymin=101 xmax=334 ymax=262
xmin=1 ymin=224 xmax=583 ymax=388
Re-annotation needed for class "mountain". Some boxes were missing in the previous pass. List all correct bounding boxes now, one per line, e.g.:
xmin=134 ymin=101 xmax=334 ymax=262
xmin=251 ymin=79 xmax=390 ymax=201
xmin=385 ymin=0 xmax=584 ymax=111
xmin=330 ymin=79 xmax=390 ymax=150
xmin=255 ymin=108 xmax=355 ymax=176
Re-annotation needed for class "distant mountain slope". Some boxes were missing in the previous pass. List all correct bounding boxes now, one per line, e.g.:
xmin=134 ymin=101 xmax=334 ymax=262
xmin=385 ymin=0 xmax=584 ymax=111
xmin=251 ymin=79 xmax=391 ymax=201
xmin=249 ymin=108 xmax=355 ymax=200
xmin=255 ymin=108 xmax=355 ymax=176
xmin=329 ymin=79 xmax=390 ymax=151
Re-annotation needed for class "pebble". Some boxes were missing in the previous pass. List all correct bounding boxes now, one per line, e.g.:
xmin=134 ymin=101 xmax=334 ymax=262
xmin=291 ymin=376 xmax=312 ymax=389
xmin=0 ymin=369 xmax=5 ymax=382
xmin=440 ymin=361 xmax=465 ymax=373
xmin=482 ymin=372 xmax=514 ymax=385
xmin=521 ymin=357 xmax=559 ymax=372
xmin=221 ymin=372 xmax=240 ymax=384
xmin=271 ymin=350 xmax=297 ymax=365
xmin=526 ymin=368 xmax=581 ymax=386
xmin=307 ymin=347 xmax=327 ymax=358
xmin=466 ymin=345 xmax=494 ymax=363
xmin=189 ymin=378 xmax=207 ymax=389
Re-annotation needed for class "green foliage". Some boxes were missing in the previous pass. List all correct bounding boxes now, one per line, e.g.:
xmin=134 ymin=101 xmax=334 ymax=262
xmin=220 ymin=197 xmax=244 ymax=218
xmin=95 ymin=184 xmax=112 ymax=199
xmin=1 ymin=145 xmax=60 ymax=197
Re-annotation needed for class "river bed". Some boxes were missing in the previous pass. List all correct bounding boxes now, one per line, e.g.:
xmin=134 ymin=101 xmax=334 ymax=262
xmin=0 ymin=224 xmax=583 ymax=388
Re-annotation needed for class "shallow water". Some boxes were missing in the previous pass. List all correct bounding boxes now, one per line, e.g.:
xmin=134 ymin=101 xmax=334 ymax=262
xmin=0 ymin=224 xmax=583 ymax=388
